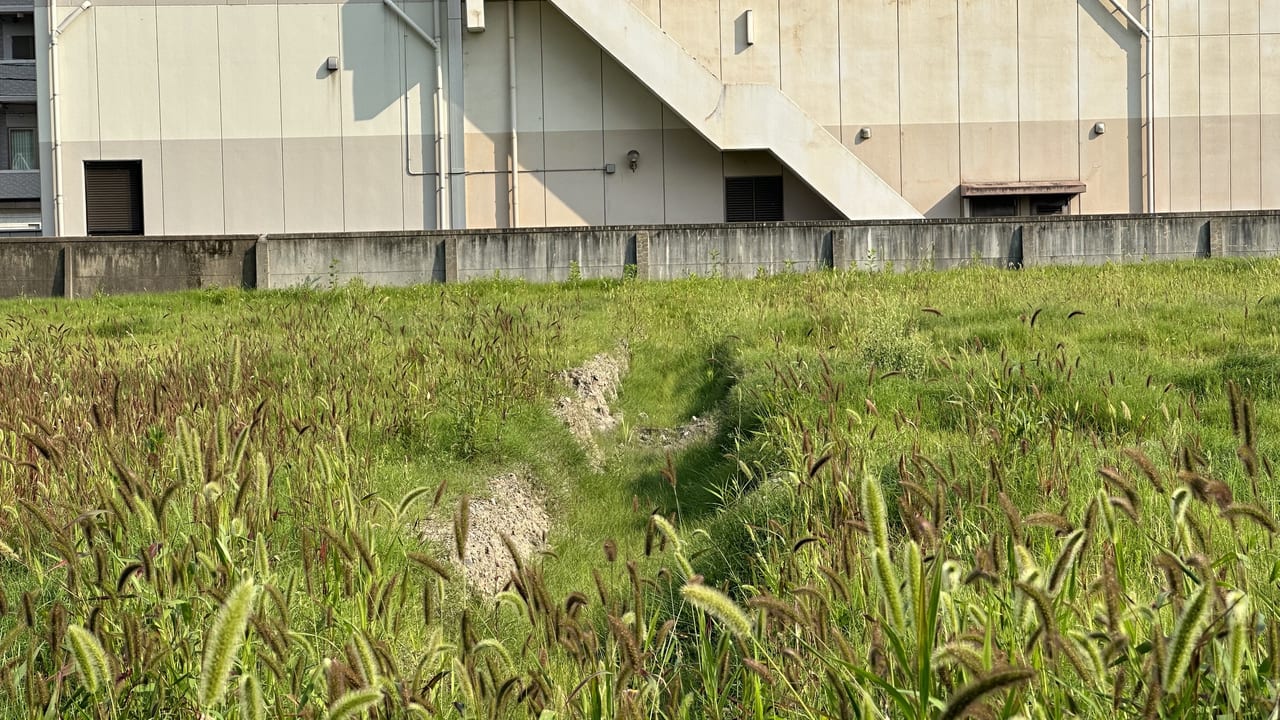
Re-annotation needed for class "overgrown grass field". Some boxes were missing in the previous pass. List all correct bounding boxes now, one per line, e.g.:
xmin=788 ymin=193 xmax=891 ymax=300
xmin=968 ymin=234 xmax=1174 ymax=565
xmin=1 ymin=260 xmax=1279 ymax=719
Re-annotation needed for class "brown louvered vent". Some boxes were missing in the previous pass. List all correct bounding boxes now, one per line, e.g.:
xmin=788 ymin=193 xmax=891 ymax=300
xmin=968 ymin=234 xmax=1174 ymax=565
xmin=725 ymin=176 xmax=784 ymax=223
xmin=85 ymin=161 xmax=144 ymax=236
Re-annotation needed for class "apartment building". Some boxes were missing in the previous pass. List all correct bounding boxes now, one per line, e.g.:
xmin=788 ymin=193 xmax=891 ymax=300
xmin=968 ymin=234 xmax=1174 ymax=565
xmin=25 ymin=0 xmax=1280 ymax=236
xmin=0 ymin=4 xmax=38 ymax=233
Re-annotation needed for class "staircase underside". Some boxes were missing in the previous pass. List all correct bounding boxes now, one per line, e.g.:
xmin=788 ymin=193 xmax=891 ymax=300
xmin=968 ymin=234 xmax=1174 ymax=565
xmin=546 ymin=0 xmax=922 ymax=220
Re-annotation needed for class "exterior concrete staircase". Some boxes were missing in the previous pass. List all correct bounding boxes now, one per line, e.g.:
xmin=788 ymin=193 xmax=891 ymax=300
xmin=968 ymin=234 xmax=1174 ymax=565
xmin=545 ymin=0 xmax=922 ymax=220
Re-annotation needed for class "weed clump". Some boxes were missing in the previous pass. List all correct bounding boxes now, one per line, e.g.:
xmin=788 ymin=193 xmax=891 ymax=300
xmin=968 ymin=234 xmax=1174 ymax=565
xmin=859 ymin=309 xmax=933 ymax=378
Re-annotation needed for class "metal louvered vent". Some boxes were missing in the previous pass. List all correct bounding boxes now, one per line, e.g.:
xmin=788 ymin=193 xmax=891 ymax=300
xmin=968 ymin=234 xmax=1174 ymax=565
xmin=725 ymin=175 xmax=784 ymax=222
xmin=725 ymin=177 xmax=754 ymax=222
xmin=85 ymin=161 xmax=144 ymax=236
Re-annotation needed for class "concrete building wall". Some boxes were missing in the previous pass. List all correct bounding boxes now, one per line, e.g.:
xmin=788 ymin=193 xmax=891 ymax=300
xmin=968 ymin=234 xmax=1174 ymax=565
xmin=1155 ymin=0 xmax=1276 ymax=213
xmin=44 ymin=0 xmax=443 ymax=236
xmin=42 ymin=0 xmax=838 ymax=235
xmin=31 ymin=0 xmax=1280 ymax=237
xmin=459 ymin=2 xmax=840 ymax=228
xmin=631 ymin=0 xmax=1277 ymax=219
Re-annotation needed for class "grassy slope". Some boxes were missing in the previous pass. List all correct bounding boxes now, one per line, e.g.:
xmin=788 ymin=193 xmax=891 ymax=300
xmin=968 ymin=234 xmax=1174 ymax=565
xmin=0 ymin=260 xmax=1277 ymax=718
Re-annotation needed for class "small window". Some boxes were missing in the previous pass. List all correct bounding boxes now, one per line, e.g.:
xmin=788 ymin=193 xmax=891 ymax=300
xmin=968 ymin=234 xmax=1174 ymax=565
xmin=1032 ymin=195 xmax=1071 ymax=216
xmin=10 ymin=36 xmax=34 ymax=61
xmin=85 ymin=161 xmax=144 ymax=235
xmin=725 ymin=176 xmax=784 ymax=222
xmin=961 ymin=182 xmax=1084 ymax=218
xmin=969 ymin=196 xmax=1018 ymax=218
xmin=8 ymin=129 xmax=35 ymax=170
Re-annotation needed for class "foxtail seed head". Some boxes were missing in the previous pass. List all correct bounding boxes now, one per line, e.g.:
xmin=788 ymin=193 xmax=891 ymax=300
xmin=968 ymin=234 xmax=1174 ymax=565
xmin=861 ymin=474 xmax=890 ymax=553
xmin=198 ymin=579 xmax=259 ymax=710
xmin=239 ymin=674 xmax=266 ymax=720
xmin=66 ymin=625 xmax=110 ymax=697
xmin=680 ymin=583 xmax=753 ymax=639
xmin=326 ymin=687 xmax=383 ymax=720
xmin=1162 ymin=580 xmax=1213 ymax=694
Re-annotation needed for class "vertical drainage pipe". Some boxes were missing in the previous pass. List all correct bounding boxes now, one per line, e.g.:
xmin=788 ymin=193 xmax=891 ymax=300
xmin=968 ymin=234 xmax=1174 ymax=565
xmin=507 ymin=0 xmax=519 ymax=227
xmin=446 ymin=0 xmax=466 ymax=228
xmin=1106 ymin=0 xmax=1155 ymax=213
xmin=436 ymin=0 xmax=450 ymax=229
xmin=383 ymin=0 xmax=449 ymax=228
xmin=48 ymin=0 xmax=93 ymax=237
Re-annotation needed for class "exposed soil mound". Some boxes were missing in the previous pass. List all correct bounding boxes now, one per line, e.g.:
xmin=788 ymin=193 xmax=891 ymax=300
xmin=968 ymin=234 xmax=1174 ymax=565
xmin=553 ymin=351 xmax=628 ymax=467
xmin=634 ymin=414 xmax=717 ymax=451
xmin=415 ymin=471 xmax=549 ymax=596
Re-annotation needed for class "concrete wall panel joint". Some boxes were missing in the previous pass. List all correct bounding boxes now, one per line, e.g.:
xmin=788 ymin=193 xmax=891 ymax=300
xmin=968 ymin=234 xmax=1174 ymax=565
xmin=444 ymin=236 xmax=459 ymax=282
xmin=634 ymin=230 xmax=650 ymax=279
xmin=254 ymin=235 xmax=269 ymax=290
xmin=62 ymin=244 xmax=74 ymax=299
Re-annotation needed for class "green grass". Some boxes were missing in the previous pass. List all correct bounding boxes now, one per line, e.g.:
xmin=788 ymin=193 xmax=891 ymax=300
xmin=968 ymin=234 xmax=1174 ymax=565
xmin=0 ymin=260 xmax=1278 ymax=718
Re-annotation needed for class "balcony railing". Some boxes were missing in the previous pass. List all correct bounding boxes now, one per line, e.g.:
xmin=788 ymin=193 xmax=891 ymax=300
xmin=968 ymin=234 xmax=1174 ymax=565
xmin=0 ymin=170 xmax=40 ymax=201
xmin=0 ymin=61 xmax=35 ymax=100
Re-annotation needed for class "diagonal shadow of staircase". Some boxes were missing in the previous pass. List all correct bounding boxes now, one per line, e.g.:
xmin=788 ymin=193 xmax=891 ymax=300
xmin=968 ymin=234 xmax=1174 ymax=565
xmin=546 ymin=0 xmax=922 ymax=220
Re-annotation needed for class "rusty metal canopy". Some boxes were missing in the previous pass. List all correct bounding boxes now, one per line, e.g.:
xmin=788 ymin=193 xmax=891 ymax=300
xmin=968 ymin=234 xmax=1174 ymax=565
xmin=960 ymin=180 xmax=1087 ymax=197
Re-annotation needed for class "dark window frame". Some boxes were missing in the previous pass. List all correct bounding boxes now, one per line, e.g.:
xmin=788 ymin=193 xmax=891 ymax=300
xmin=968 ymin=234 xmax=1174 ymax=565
xmin=969 ymin=196 xmax=1019 ymax=218
xmin=1032 ymin=194 xmax=1072 ymax=216
xmin=10 ymin=35 xmax=35 ymax=61
xmin=85 ymin=160 xmax=144 ymax=236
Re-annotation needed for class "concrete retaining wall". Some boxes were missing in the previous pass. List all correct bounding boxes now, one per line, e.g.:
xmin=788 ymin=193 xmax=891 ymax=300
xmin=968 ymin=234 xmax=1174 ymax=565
xmin=0 ymin=240 xmax=63 ymax=297
xmin=645 ymin=225 xmax=832 ymax=280
xmin=1024 ymin=215 xmax=1212 ymax=266
xmin=1213 ymin=215 xmax=1280 ymax=258
xmin=2 ymin=211 xmax=1279 ymax=298
xmin=834 ymin=221 xmax=1023 ymax=271
xmin=261 ymin=233 xmax=445 ymax=289
xmin=68 ymin=237 xmax=257 ymax=298
xmin=0 ymin=236 xmax=256 ymax=298
xmin=454 ymin=231 xmax=630 ymax=283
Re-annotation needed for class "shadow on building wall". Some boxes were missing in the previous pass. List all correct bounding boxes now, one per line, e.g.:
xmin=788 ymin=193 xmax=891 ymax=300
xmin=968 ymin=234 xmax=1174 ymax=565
xmin=341 ymin=1 xmax=443 ymax=229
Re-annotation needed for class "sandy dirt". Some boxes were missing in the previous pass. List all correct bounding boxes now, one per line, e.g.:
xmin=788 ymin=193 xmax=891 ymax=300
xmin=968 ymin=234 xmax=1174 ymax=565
xmin=414 ymin=471 xmax=549 ymax=596
xmin=633 ymin=414 xmax=717 ymax=451
xmin=552 ymin=351 xmax=628 ymax=468
xmin=414 ymin=350 xmax=633 ymax=596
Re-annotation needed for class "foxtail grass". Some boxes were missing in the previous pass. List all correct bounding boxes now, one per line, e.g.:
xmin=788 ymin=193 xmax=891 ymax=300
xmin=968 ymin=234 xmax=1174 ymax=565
xmin=66 ymin=625 xmax=110 ymax=698
xmin=1162 ymin=580 xmax=1213 ymax=694
xmin=861 ymin=474 xmax=890 ymax=553
xmin=239 ymin=674 xmax=266 ymax=720
xmin=198 ymin=579 xmax=259 ymax=710
xmin=327 ymin=687 xmax=383 ymax=720
xmin=680 ymin=583 xmax=753 ymax=639
xmin=938 ymin=667 xmax=1033 ymax=720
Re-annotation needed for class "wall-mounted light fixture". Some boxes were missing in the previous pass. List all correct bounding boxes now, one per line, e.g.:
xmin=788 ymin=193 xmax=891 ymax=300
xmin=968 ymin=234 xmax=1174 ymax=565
xmin=859 ymin=127 xmax=873 ymax=140
xmin=1093 ymin=122 xmax=1106 ymax=135
xmin=744 ymin=9 xmax=755 ymax=46
xmin=627 ymin=149 xmax=640 ymax=172
xmin=326 ymin=56 xmax=340 ymax=73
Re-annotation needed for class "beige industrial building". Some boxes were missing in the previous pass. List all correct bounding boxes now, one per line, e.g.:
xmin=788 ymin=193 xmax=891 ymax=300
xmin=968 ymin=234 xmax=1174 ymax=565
xmin=18 ymin=0 xmax=1280 ymax=236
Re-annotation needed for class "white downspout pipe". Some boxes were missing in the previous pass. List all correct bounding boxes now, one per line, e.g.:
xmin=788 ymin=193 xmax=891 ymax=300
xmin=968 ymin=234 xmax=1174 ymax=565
xmin=507 ymin=0 xmax=519 ymax=228
xmin=436 ymin=0 xmax=450 ymax=229
xmin=1106 ymin=0 xmax=1156 ymax=213
xmin=384 ymin=0 xmax=450 ymax=229
xmin=48 ymin=0 xmax=93 ymax=237
xmin=383 ymin=0 xmax=438 ymax=50
xmin=445 ymin=0 xmax=466 ymax=228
